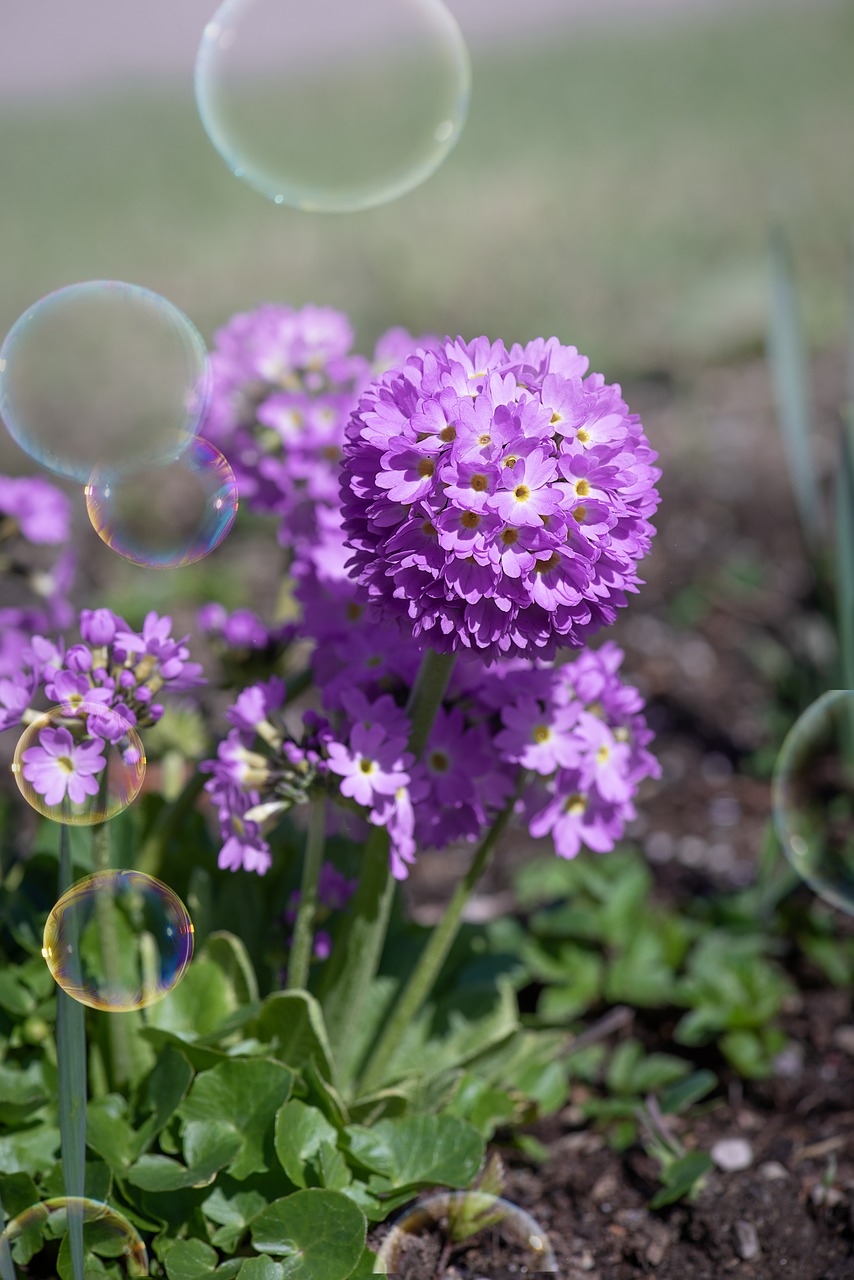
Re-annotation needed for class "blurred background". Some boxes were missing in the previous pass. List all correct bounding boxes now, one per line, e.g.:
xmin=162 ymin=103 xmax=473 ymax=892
xmin=1 ymin=0 xmax=850 ymax=375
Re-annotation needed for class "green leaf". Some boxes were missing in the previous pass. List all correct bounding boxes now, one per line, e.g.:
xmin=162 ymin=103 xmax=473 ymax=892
xmin=180 ymin=1058 xmax=293 ymax=1180
xmin=650 ymin=1151 xmax=714 ymax=1209
xmin=127 ymin=1120 xmax=242 ymax=1190
xmin=348 ymin=1249 xmax=386 ymax=1278
xmin=202 ymin=932 xmax=260 ymax=1004
xmin=0 ymin=972 xmax=37 ymax=1017
xmin=606 ymin=1040 xmax=690 ymax=1096
xmin=0 ymin=1062 xmax=49 ymax=1125
xmin=768 ymin=225 xmax=822 ymax=549
xmin=139 ymin=1027 xmax=230 ymax=1072
xmin=250 ymin=1190 xmax=366 ymax=1278
xmin=145 ymin=957 xmax=238 ymax=1039
xmin=344 ymin=1114 xmax=483 ymax=1192
xmin=132 ymin=1045 xmax=195 ymax=1157
xmin=252 ymin=993 xmax=334 ymax=1081
xmin=275 ymin=1101 xmax=338 ymax=1189
xmin=164 ymin=1239 xmax=220 ymax=1280
xmin=658 ymin=1070 xmax=718 ymax=1116
xmin=0 ymin=1126 xmax=60 ymax=1176
xmin=447 ymin=1074 xmax=517 ymax=1138
xmin=379 ymin=981 xmax=518 ymax=1089
xmin=86 ymin=1096 xmax=136 ymax=1174
xmin=203 ymin=1185 xmax=269 ymax=1253
xmin=0 ymin=1173 xmax=40 ymax=1220
xmin=238 ymin=1259 xmax=284 ymax=1280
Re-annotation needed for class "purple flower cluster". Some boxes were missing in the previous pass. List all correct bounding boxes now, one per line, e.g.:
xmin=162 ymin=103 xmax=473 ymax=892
xmin=0 ymin=473 xmax=75 ymax=678
xmin=205 ymin=504 xmax=659 ymax=875
xmin=1 ymin=609 xmax=204 ymax=737
xmin=202 ymin=303 xmax=437 ymax=546
xmin=341 ymin=336 xmax=660 ymax=660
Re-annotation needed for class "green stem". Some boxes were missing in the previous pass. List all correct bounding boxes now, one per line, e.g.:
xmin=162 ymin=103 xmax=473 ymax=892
xmin=357 ymin=783 xmax=520 ymax=1097
xmin=319 ymin=649 xmax=456 ymax=1079
xmin=406 ymin=649 xmax=456 ymax=757
xmin=288 ymin=795 xmax=327 ymax=991
xmin=316 ymin=823 xmax=392 ymax=1080
xmin=91 ymin=819 xmax=132 ymax=1089
xmin=56 ymin=826 xmax=86 ymax=1280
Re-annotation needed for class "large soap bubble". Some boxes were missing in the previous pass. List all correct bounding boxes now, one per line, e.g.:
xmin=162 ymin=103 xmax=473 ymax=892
xmin=772 ymin=688 xmax=854 ymax=916
xmin=195 ymin=0 xmax=471 ymax=212
xmin=0 ymin=1198 xmax=148 ymax=1275
xmin=0 ymin=280 xmax=210 ymax=481
xmin=12 ymin=703 xmax=146 ymax=826
xmin=42 ymin=870 xmax=194 ymax=1011
xmin=85 ymin=437 xmax=238 ymax=568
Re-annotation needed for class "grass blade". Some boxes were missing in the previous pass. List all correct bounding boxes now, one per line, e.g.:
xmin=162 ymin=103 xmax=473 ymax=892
xmin=768 ymin=226 xmax=824 ymax=550
xmin=56 ymin=825 xmax=86 ymax=1280
xmin=0 ymin=1184 xmax=19 ymax=1280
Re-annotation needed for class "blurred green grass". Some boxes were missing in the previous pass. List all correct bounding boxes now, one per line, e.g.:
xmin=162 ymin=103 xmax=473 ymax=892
xmin=0 ymin=1 xmax=852 ymax=379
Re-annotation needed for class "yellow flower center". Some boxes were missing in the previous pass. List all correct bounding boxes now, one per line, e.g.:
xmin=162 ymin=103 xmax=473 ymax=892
xmin=346 ymin=602 xmax=364 ymax=621
xmin=532 ymin=725 xmax=550 ymax=743
xmin=577 ymin=428 xmax=590 ymax=444
xmin=429 ymin=750 xmax=450 ymax=772
xmin=563 ymin=793 xmax=585 ymax=815
xmin=478 ymin=433 xmax=491 ymax=445
xmin=535 ymin=552 xmax=560 ymax=574
xmin=573 ymin=505 xmax=587 ymax=522
xmin=574 ymin=479 xmax=590 ymax=498
xmin=58 ymin=756 xmax=75 ymax=775
xmin=596 ymin=745 xmax=610 ymax=764
xmin=514 ymin=484 xmax=531 ymax=502
xmin=421 ymin=519 xmax=438 ymax=537
xmin=359 ymin=759 xmax=376 ymax=775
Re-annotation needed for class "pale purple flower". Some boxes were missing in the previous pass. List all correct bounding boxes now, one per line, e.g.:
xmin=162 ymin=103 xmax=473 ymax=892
xmin=327 ymin=723 xmax=412 ymax=808
xmin=0 ymin=475 xmax=71 ymax=544
xmin=227 ymin=677 xmax=286 ymax=736
xmin=21 ymin=725 xmax=105 ymax=809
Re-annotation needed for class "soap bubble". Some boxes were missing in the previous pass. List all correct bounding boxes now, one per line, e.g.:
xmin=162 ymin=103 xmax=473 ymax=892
xmin=0 ymin=1197 xmax=148 ymax=1275
xmin=0 ymin=280 xmax=210 ymax=482
xmin=773 ymin=688 xmax=854 ymax=915
xmin=12 ymin=703 xmax=145 ymax=826
xmin=195 ymin=0 xmax=471 ymax=212
xmin=85 ymin=436 xmax=238 ymax=568
xmin=377 ymin=1192 xmax=558 ymax=1272
xmin=42 ymin=870 xmax=194 ymax=1011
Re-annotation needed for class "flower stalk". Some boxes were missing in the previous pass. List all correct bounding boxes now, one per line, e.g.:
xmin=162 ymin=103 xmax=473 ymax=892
xmin=357 ymin=779 xmax=521 ymax=1096
xmin=287 ymin=793 xmax=327 ymax=991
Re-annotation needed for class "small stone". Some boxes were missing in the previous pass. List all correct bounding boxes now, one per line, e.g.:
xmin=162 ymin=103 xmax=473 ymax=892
xmin=832 ymin=1025 xmax=854 ymax=1056
xmin=759 ymin=1161 xmax=789 ymax=1181
xmin=733 ymin=1220 xmax=760 ymax=1260
xmin=711 ymin=1138 xmax=753 ymax=1171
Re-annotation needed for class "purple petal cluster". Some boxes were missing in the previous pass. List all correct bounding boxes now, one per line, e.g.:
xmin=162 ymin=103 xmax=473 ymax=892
xmin=341 ymin=336 xmax=660 ymax=660
xmin=1 ymin=609 xmax=205 ymax=740
xmin=202 ymin=303 xmax=437 ymax=545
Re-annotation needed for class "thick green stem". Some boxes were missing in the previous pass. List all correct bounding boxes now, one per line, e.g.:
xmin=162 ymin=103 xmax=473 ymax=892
xmin=56 ymin=826 xmax=86 ymax=1280
xmin=288 ymin=795 xmax=327 ymax=991
xmin=319 ymin=649 xmax=457 ymax=1078
xmin=316 ymin=823 xmax=392 ymax=1079
xmin=406 ymin=649 xmax=456 ymax=757
xmin=357 ymin=786 xmax=519 ymax=1097
xmin=91 ymin=820 xmax=133 ymax=1089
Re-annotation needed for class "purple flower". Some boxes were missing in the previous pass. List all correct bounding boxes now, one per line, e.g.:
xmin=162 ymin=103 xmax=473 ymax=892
xmin=326 ymin=723 xmax=412 ymax=808
xmin=21 ymin=725 xmax=105 ymax=808
xmin=227 ymin=677 xmax=286 ymax=737
xmin=341 ymin=336 xmax=660 ymax=660
xmin=0 ymin=475 xmax=71 ymax=544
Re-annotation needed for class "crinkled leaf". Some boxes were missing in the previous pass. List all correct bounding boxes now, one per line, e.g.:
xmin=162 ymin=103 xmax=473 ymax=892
xmin=250 ymin=1190 xmax=366 ymax=1277
xmin=132 ymin=1045 xmax=195 ymax=1158
xmin=237 ymin=1259 xmax=284 ymax=1280
xmin=164 ymin=1239 xmax=219 ymax=1280
xmin=86 ymin=1096 xmax=136 ymax=1174
xmin=202 ymin=932 xmax=259 ymax=1004
xmin=203 ymin=1185 xmax=269 ymax=1253
xmin=0 ymin=1126 xmax=60 ymax=1176
xmin=180 ymin=1059 xmax=292 ymax=1180
xmin=128 ymin=1120 xmax=241 ymax=1191
xmin=275 ymin=1101 xmax=338 ymax=1189
xmin=139 ymin=1027 xmax=229 ymax=1071
xmin=251 ymin=993 xmax=333 ymax=1081
xmin=344 ymin=1114 xmax=483 ymax=1192
xmin=145 ymin=957 xmax=237 ymax=1039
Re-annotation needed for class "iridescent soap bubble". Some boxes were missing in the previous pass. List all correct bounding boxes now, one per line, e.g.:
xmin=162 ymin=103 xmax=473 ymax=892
xmin=12 ymin=703 xmax=145 ymax=826
xmin=195 ymin=0 xmax=471 ymax=212
xmin=0 ymin=1197 xmax=148 ymax=1275
xmin=773 ymin=689 xmax=854 ymax=915
xmin=42 ymin=870 xmax=194 ymax=1011
xmin=377 ymin=1192 xmax=558 ymax=1272
xmin=0 ymin=280 xmax=210 ymax=481
xmin=85 ymin=436 xmax=238 ymax=568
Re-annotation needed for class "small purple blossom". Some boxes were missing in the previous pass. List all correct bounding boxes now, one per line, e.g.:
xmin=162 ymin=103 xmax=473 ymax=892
xmin=0 ymin=475 xmax=71 ymax=544
xmin=21 ymin=725 xmax=105 ymax=809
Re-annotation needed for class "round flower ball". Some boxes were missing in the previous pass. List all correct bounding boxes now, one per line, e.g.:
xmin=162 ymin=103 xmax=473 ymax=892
xmin=340 ymin=336 xmax=660 ymax=660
